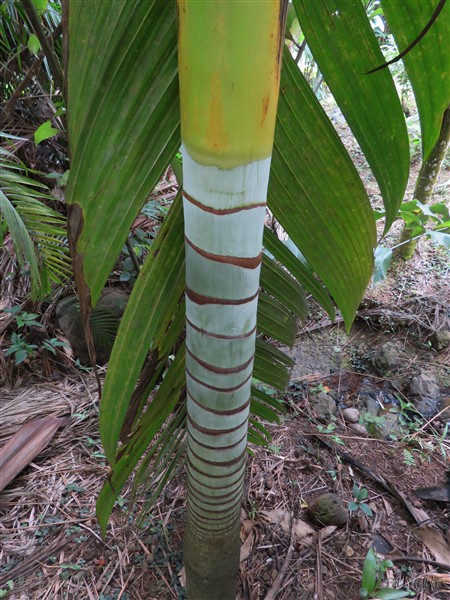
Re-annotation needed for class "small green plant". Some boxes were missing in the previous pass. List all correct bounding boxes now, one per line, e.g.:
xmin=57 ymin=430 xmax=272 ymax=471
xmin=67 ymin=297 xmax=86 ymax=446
xmin=437 ymin=422 xmax=450 ymax=458
xmin=4 ymin=306 xmax=43 ymax=329
xmin=310 ymin=383 xmax=326 ymax=394
xmin=360 ymin=547 xmax=414 ymax=599
xmin=2 ymin=307 xmax=69 ymax=364
xmin=247 ymin=500 xmax=258 ymax=521
xmin=59 ymin=562 xmax=85 ymax=581
xmin=4 ymin=333 xmax=38 ymax=364
xmin=74 ymin=358 xmax=93 ymax=373
xmin=85 ymin=436 xmax=106 ymax=462
xmin=0 ymin=580 xmax=14 ymax=599
xmin=359 ymin=412 xmax=386 ymax=438
xmin=268 ymin=443 xmax=282 ymax=455
xmin=373 ymin=200 xmax=450 ymax=283
xmin=326 ymin=469 xmax=337 ymax=481
xmin=402 ymin=449 xmax=415 ymax=466
xmin=316 ymin=422 xmax=344 ymax=445
xmin=348 ymin=484 xmax=373 ymax=518
xmin=120 ymin=229 xmax=154 ymax=283
xmin=41 ymin=338 xmax=69 ymax=354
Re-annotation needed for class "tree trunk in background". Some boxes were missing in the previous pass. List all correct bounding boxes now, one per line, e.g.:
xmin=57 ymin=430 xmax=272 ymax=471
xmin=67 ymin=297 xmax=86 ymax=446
xmin=177 ymin=2 xmax=288 ymax=598
xmin=398 ymin=106 xmax=450 ymax=259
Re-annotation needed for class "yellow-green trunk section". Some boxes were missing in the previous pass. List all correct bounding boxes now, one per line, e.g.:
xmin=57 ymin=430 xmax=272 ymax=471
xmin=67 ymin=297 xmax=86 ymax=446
xmin=178 ymin=0 xmax=287 ymax=168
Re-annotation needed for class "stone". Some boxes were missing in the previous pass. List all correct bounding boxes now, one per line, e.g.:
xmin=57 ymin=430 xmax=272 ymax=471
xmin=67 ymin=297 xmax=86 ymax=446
xmin=310 ymin=392 xmax=337 ymax=420
xmin=372 ymin=341 xmax=402 ymax=375
xmin=407 ymin=373 xmax=440 ymax=417
xmin=349 ymin=423 xmax=368 ymax=435
xmin=412 ymin=396 xmax=440 ymax=418
xmin=408 ymin=373 xmax=440 ymax=399
xmin=379 ymin=411 xmax=405 ymax=439
xmin=308 ymin=493 xmax=347 ymax=527
xmin=342 ymin=408 xmax=359 ymax=423
xmin=429 ymin=331 xmax=450 ymax=352
xmin=360 ymin=392 xmax=381 ymax=417
xmin=440 ymin=396 xmax=450 ymax=417
xmin=96 ymin=289 xmax=129 ymax=317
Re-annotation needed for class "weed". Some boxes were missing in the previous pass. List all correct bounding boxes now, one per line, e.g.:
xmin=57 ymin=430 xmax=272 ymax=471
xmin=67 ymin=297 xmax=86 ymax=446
xmin=2 ymin=307 xmax=68 ymax=365
xmin=359 ymin=412 xmax=386 ymax=438
xmin=4 ymin=306 xmax=43 ymax=329
xmin=310 ymin=383 xmax=327 ymax=394
xmin=268 ymin=443 xmax=282 ymax=455
xmin=326 ymin=469 xmax=337 ymax=482
xmin=402 ymin=449 xmax=415 ymax=466
xmin=59 ymin=561 xmax=86 ymax=581
xmin=0 ymin=580 xmax=14 ymax=599
xmin=4 ymin=333 xmax=38 ymax=364
xmin=316 ymin=422 xmax=344 ymax=446
xmin=41 ymin=338 xmax=69 ymax=354
xmin=348 ymin=484 xmax=373 ymax=518
xmin=360 ymin=547 xmax=414 ymax=599
xmin=74 ymin=358 xmax=93 ymax=372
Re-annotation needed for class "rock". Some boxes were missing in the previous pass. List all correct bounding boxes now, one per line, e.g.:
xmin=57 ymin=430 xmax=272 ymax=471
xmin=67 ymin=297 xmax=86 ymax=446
xmin=360 ymin=391 xmax=380 ymax=417
xmin=342 ymin=408 xmax=359 ymax=423
xmin=379 ymin=411 xmax=405 ymax=439
xmin=372 ymin=341 xmax=402 ymax=375
xmin=57 ymin=289 xmax=129 ymax=365
xmin=310 ymin=392 xmax=337 ymax=420
xmin=408 ymin=373 xmax=440 ymax=398
xmin=407 ymin=373 xmax=440 ymax=417
xmin=440 ymin=396 xmax=450 ymax=417
xmin=348 ymin=423 xmax=368 ymax=435
xmin=96 ymin=289 xmax=129 ymax=317
xmin=412 ymin=396 xmax=440 ymax=418
xmin=429 ymin=331 xmax=450 ymax=352
xmin=308 ymin=493 xmax=347 ymax=527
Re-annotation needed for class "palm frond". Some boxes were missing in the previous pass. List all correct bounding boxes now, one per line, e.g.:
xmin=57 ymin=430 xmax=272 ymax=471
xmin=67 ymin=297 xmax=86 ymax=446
xmin=0 ymin=151 xmax=70 ymax=299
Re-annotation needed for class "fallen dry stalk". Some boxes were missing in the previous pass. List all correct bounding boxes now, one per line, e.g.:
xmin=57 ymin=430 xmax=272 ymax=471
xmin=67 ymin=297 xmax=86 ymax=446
xmin=263 ymin=514 xmax=296 ymax=600
xmin=0 ymin=416 xmax=67 ymax=492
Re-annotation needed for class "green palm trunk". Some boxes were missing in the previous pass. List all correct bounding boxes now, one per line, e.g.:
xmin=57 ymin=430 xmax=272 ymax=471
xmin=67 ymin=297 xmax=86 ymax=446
xmin=178 ymin=1 xmax=288 ymax=597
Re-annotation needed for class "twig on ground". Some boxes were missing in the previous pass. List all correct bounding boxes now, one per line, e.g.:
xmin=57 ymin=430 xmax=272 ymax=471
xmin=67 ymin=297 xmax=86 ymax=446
xmin=263 ymin=513 xmax=296 ymax=600
xmin=315 ymin=529 xmax=324 ymax=600
xmin=390 ymin=556 xmax=450 ymax=572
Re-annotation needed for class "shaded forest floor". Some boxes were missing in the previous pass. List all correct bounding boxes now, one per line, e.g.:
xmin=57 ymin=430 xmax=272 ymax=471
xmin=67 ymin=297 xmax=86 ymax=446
xmin=1 ymin=120 xmax=449 ymax=599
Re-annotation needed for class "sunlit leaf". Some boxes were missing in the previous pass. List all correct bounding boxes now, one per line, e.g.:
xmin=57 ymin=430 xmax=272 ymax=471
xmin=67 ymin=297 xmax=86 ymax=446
xmin=27 ymin=33 xmax=40 ymax=55
xmin=373 ymin=246 xmax=393 ymax=284
xmin=34 ymin=121 xmax=59 ymax=146
xmin=294 ymin=0 xmax=409 ymax=230
xmin=382 ymin=0 xmax=450 ymax=161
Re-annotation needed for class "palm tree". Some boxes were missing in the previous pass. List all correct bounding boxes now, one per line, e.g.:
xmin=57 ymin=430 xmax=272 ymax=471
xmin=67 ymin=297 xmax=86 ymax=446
xmin=178 ymin=4 xmax=292 ymax=595
xmin=64 ymin=0 xmax=449 ymax=597
xmin=1 ymin=0 xmax=69 ymax=300
xmin=0 ymin=146 xmax=70 ymax=300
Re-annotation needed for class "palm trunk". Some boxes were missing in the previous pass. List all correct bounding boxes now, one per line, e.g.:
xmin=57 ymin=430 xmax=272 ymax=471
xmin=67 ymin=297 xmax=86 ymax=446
xmin=177 ymin=2 xmax=288 ymax=598
xmin=397 ymin=106 xmax=450 ymax=259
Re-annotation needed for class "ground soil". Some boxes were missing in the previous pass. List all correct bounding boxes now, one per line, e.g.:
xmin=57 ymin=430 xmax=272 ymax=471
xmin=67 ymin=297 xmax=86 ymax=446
xmin=1 ymin=113 xmax=449 ymax=599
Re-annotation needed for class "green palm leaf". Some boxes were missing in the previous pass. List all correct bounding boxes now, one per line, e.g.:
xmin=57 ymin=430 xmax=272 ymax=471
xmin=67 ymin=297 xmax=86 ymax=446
xmin=293 ymin=0 xmax=409 ymax=230
xmin=269 ymin=50 xmax=376 ymax=327
xmin=381 ymin=0 xmax=450 ymax=161
xmin=66 ymin=0 xmax=180 ymax=308
xmin=0 ymin=150 xmax=70 ymax=298
xmin=98 ymin=193 xmax=185 ymax=464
